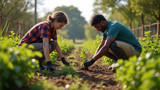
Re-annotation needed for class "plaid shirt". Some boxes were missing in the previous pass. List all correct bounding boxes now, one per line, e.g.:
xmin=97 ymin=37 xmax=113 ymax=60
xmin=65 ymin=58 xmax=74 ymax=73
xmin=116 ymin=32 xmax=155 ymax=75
xmin=18 ymin=21 xmax=57 ymax=46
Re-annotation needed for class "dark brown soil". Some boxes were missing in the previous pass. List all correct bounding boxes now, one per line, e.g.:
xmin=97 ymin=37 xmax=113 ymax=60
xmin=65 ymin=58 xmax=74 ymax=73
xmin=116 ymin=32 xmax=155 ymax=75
xmin=35 ymin=47 xmax=122 ymax=90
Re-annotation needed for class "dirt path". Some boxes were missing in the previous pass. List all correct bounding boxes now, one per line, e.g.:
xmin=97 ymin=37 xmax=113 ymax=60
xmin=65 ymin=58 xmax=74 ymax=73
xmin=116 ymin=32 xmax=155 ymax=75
xmin=35 ymin=46 xmax=122 ymax=90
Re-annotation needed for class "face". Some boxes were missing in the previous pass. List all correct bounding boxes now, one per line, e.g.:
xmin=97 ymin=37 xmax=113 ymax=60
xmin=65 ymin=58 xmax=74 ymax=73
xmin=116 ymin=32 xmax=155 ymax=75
xmin=53 ymin=20 xmax=66 ymax=30
xmin=93 ymin=21 xmax=107 ymax=33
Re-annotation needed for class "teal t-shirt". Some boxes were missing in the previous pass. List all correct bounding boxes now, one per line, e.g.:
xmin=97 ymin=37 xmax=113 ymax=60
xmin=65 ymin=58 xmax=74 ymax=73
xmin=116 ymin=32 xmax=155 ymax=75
xmin=103 ymin=20 xmax=142 ymax=53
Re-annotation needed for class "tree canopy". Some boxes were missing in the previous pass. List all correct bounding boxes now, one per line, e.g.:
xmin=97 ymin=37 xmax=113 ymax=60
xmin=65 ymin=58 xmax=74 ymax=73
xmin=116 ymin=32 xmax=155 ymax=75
xmin=54 ymin=6 xmax=87 ymax=42
xmin=93 ymin=0 xmax=159 ymax=28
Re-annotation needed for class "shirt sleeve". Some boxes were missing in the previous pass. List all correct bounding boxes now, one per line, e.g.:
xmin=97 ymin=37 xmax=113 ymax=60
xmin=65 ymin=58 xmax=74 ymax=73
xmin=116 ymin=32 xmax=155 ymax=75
xmin=52 ymin=30 xmax=57 ymax=40
xmin=107 ymin=24 xmax=120 ymax=38
xmin=39 ymin=24 xmax=51 ymax=39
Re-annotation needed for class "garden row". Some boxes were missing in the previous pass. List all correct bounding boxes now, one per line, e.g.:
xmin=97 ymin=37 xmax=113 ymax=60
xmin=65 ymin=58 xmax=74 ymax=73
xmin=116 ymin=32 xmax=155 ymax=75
xmin=0 ymin=31 xmax=74 ymax=89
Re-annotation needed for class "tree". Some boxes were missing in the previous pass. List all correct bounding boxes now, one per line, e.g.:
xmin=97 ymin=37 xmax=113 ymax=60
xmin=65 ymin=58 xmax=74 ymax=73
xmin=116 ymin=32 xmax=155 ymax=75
xmin=84 ymin=24 xmax=100 ymax=40
xmin=93 ymin=0 xmax=137 ymax=28
xmin=0 ymin=0 xmax=45 ymax=34
xmin=130 ymin=0 xmax=160 ymax=21
xmin=0 ymin=0 xmax=33 ymax=18
xmin=54 ymin=6 xmax=87 ymax=43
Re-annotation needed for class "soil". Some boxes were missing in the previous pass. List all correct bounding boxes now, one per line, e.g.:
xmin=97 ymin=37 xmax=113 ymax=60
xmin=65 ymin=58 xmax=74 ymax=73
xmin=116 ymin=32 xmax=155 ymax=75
xmin=34 ymin=47 xmax=122 ymax=90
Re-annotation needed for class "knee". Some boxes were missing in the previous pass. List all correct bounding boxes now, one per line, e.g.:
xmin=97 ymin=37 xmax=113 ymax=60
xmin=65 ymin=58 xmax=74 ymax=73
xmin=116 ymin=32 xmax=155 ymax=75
xmin=110 ymin=42 xmax=117 ymax=50
xmin=49 ymin=41 xmax=58 ymax=50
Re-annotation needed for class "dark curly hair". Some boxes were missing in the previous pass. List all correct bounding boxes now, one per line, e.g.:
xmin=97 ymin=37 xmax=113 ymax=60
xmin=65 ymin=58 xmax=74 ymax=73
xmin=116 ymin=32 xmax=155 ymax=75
xmin=90 ymin=14 xmax=106 ymax=26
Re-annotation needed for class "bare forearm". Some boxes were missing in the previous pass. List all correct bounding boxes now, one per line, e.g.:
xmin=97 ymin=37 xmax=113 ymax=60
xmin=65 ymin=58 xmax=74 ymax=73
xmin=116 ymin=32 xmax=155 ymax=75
xmin=55 ymin=45 xmax=64 ymax=58
xmin=95 ymin=45 xmax=102 ymax=55
xmin=93 ymin=46 xmax=109 ymax=61
xmin=43 ymin=44 xmax=51 ymax=61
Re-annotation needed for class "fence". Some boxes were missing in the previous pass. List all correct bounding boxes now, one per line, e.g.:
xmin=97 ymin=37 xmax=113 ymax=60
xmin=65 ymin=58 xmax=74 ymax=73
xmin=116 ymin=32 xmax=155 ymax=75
xmin=0 ymin=12 xmax=160 ymax=39
xmin=131 ymin=21 xmax=160 ymax=39
xmin=0 ymin=12 xmax=32 ymax=38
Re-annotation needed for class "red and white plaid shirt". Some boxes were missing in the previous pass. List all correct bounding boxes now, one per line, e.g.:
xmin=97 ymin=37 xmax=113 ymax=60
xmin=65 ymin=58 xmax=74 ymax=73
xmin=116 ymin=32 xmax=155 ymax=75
xmin=19 ymin=21 xmax=57 ymax=46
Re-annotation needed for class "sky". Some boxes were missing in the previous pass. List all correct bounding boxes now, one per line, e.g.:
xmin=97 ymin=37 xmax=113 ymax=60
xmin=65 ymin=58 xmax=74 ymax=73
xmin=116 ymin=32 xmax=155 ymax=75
xmin=38 ymin=0 xmax=94 ymax=23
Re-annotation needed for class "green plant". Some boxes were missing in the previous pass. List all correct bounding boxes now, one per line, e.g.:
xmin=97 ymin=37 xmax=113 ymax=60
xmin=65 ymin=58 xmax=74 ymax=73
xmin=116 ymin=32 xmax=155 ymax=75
xmin=80 ymin=48 xmax=87 ymax=67
xmin=54 ymin=66 xmax=76 ymax=76
xmin=67 ymin=75 xmax=90 ymax=90
xmin=29 ymin=78 xmax=64 ymax=90
xmin=116 ymin=53 xmax=160 ymax=90
xmin=0 ymin=38 xmax=42 ymax=89
xmin=41 ymin=70 xmax=50 ymax=76
xmin=139 ymin=31 xmax=160 ymax=57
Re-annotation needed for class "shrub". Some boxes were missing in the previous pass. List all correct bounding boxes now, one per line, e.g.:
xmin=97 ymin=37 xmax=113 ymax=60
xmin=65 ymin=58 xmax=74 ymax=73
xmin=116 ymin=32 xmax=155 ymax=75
xmin=0 ymin=37 xmax=41 ymax=89
xmin=116 ymin=53 xmax=160 ymax=90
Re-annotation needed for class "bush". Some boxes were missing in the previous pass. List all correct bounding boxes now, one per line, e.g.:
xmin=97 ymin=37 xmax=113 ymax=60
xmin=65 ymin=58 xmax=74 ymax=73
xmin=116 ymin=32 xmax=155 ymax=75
xmin=0 ymin=37 xmax=41 ymax=89
xmin=116 ymin=53 xmax=160 ymax=90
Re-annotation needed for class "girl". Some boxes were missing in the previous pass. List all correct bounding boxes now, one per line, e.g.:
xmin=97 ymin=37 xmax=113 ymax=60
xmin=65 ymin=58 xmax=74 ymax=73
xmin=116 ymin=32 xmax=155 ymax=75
xmin=19 ymin=11 xmax=70 ymax=71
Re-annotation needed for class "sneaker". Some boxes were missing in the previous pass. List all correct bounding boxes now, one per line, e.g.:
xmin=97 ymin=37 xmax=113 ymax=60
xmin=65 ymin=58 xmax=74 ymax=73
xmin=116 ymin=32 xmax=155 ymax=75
xmin=108 ymin=63 xmax=118 ymax=72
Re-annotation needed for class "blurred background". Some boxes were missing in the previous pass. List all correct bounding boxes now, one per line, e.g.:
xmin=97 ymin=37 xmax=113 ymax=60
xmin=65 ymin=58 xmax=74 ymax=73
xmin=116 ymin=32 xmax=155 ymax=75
xmin=0 ymin=0 xmax=159 ymax=43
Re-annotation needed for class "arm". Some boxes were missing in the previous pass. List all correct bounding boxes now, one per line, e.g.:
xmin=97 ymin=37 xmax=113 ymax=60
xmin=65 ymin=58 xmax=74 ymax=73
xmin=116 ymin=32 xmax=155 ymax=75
xmin=54 ymin=40 xmax=69 ymax=66
xmin=54 ymin=40 xmax=64 ymax=58
xmin=43 ymin=37 xmax=51 ymax=61
xmin=94 ymin=39 xmax=106 ymax=55
xmin=93 ymin=37 xmax=115 ymax=61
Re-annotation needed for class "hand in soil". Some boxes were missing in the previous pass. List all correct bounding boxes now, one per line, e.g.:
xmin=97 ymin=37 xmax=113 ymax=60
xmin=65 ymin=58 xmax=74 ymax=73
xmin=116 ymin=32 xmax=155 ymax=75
xmin=84 ymin=59 xmax=95 ymax=69
xmin=80 ymin=67 xmax=88 ymax=70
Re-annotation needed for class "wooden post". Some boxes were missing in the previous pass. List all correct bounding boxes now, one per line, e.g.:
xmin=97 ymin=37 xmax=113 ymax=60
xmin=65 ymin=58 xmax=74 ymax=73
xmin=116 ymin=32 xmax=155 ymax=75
xmin=149 ymin=22 xmax=152 ymax=36
xmin=0 ymin=12 xmax=2 ymax=27
xmin=142 ymin=24 xmax=144 ymax=37
xmin=23 ymin=21 xmax=25 ymax=36
xmin=137 ymin=27 xmax=139 ymax=39
xmin=10 ymin=16 xmax=12 ymax=35
xmin=157 ymin=20 xmax=160 ymax=37
xmin=28 ymin=24 xmax=30 ymax=30
xmin=16 ymin=20 xmax=19 ymax=36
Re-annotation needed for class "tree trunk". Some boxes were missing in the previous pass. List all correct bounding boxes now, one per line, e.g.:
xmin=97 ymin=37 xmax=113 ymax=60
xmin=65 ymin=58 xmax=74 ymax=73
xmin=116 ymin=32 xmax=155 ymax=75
xmin=73 ymin=38 xmax=75 ymax=43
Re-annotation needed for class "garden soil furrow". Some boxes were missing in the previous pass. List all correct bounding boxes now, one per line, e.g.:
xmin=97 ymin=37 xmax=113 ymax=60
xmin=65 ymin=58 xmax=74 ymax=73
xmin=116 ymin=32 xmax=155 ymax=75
xmin=35 ymin=46 xmax=122 ymax=90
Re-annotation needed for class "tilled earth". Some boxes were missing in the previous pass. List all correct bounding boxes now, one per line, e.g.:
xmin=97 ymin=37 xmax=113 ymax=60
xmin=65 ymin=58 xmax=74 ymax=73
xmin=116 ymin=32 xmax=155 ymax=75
xmin=34 ymin=47 xmax=122 ymax=90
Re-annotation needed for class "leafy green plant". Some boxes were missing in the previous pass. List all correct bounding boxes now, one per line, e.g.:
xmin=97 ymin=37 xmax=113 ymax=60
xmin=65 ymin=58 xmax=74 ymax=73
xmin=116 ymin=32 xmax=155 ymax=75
xmin=139 ymin=31 xmax=160 ymax=57
xmin=66 ymin=75 xmax=90 ymax=90
xmin=0 ymin=38 xmax=42 ymax=89
xmin=80 ymin=48 xmax=87 ymax=67
xmin=54 ymin=66 xmax=76 ymax=76
xmin=116 ymin=53 xmax=160 ymax=90
xmin=29 ymin=78 xmax=64 ymax=90
xmin=41 ymin=70 xmax=50 ymax=76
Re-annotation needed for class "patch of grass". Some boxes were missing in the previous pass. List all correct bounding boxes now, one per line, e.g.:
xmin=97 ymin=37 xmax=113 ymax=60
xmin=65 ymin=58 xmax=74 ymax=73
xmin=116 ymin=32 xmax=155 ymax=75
xmin=80 ymin=48 xmax=87 ymax=67
xmin=68 ymin=75 xmax=90 ymax=90
xmin=29 ymin=78 xmax=64 ymax=90
xmin=54 ymin=66 xmax=76 ymax=76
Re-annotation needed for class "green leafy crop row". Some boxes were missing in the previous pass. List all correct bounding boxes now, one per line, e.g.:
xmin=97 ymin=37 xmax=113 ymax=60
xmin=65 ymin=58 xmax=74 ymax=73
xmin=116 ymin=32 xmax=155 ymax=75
xmin=0 ymin=37 xmax=42 ymax=89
